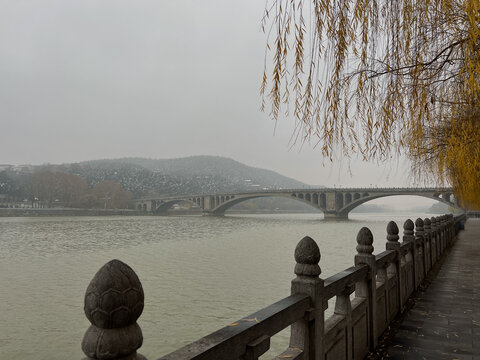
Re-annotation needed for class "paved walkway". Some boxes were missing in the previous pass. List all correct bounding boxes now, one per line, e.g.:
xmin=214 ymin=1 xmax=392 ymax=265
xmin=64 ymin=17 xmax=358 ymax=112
xmin=384 ymin=219 xmax=480 ymax=359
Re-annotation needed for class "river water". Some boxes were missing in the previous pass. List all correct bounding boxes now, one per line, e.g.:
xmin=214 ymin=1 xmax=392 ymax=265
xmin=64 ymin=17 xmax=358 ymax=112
xmin=0 ymin=212 xmax=434 ymax=359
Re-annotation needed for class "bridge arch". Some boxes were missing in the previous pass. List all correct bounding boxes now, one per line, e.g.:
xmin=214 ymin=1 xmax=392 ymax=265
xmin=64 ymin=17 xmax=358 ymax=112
xmin=153 ymin=199 xmax=199 ymax=214
xmin=209 ymin=194 xmax=322 ymax=215
xmin=337 ymin=192 xmax=458 ymax=217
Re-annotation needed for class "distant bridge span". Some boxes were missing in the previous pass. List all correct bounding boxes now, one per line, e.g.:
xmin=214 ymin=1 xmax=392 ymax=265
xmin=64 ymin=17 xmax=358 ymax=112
xmin=134 ymin=187 xmax=458 ymax=219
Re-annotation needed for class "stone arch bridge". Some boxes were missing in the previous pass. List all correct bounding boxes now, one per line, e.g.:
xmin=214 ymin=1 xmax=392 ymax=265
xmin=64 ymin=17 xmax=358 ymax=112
xmin=134 ymin=187 xmax=457 ymax=219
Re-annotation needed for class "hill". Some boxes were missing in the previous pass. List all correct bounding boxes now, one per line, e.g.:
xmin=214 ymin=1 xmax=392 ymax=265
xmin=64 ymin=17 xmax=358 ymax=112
xmin=37 ymin=156 xmax=312 ymax=198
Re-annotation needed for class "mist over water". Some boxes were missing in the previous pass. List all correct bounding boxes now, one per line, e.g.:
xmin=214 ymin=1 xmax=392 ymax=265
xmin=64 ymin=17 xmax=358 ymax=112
xmin=0 ymin=212 xmax=436 ymax=359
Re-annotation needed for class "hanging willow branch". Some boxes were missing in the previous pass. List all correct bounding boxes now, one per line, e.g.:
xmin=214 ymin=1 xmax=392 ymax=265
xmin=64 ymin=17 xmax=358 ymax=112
xmin=262 ymin=0 xmax=480 ymax=208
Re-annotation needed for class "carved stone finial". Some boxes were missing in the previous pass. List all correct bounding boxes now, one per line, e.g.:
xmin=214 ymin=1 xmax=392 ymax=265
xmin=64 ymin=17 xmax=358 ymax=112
xmin=440 ymin=216 xmax=446 ymax=229
xmin=415 ymin=218 xmax=424 ymax=230
xmin=403 ymin=219 xmax=415 ymax=242
xmin=294 ymin=236 xmax=321 ymax=276
xmin=415 ymin=218 xmax=424 ymax=237
xmin=424 ymin=217 xmax=431 ymax=230
xmin=356 ymin=227 xmax=374 ymax=255
xmin=82 ymin=260 xmax=146 ymax=360
xmin=386 ymin=221 xmax=399 ymax=241
xmin=404 ymin=219 xmax=414 ymax=232
xmin=386 ymin=221 xmax=399 ymax=250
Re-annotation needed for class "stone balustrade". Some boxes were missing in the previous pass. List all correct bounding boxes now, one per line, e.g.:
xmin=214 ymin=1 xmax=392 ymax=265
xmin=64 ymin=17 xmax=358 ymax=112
xmin=81 ymin=213 xmax=466 ymax=360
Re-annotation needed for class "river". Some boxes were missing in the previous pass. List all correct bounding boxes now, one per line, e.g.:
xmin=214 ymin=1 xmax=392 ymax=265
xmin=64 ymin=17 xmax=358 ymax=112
xmin=0 ymin=212 xmax=434 ymax=359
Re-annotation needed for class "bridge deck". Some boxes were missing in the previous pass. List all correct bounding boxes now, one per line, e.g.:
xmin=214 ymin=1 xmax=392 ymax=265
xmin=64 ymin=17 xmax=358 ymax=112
xmin=383 ymin=218 xmax=480 ymax=359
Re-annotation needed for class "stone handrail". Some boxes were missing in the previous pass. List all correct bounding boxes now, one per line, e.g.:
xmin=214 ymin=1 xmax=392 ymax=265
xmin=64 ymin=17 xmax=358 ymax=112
xmin=159 ymin=294 xmax=311 ymax=360
xmin=81 ymin=213 xmax=466 ymax=359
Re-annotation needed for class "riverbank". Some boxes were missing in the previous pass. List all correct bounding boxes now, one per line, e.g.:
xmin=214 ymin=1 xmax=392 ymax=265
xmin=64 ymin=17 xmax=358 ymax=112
xmin=0 ymin=208 xmax=145 ymax=217
xmin=0 ymin=208 xmax=322 ymax=217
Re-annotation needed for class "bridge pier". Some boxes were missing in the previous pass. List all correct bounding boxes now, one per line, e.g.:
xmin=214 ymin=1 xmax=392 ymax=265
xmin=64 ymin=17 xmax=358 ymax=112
xmin=323 ymin=211 xmax=349 ymax=220
xmin=202 ymin=211 xmax=224 ymax=217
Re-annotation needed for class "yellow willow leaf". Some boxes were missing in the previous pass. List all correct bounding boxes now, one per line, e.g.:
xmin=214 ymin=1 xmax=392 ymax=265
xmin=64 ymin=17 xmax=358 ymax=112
xmin=262 ymin=0 xmax=480 ymax=207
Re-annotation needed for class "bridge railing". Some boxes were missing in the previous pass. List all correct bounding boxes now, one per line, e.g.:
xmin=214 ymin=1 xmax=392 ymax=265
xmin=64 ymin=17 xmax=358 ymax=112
xmin=135 ymin=187 xmax=453 ymax=202
xmin=80 ymin=213 xmax=466 ymax=360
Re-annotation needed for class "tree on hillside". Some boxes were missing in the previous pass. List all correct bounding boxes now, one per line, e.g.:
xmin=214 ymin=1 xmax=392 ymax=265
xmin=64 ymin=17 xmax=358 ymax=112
xmin=25 ymin=171 xmax=58 ymax=207
xmin=91 ymin=180 xmax=133 ymax=209
xmin=55 ymin=172 xmax=88 ymax=207
xmin=262 ymin=0 xmax=480 ymax=208
xmin=25 ymin=171 xmax=88 ymax=207
xmin=0 ymin=171 xmax=23 ymax=198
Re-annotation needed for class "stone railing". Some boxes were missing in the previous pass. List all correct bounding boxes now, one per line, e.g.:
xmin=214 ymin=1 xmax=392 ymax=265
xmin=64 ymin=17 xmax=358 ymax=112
xmin=80 ymin=213 xmax=466 ymax=360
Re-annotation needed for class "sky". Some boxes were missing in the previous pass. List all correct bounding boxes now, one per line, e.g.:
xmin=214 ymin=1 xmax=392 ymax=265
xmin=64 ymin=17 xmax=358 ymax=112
xmin=0 ymin=0 xmax=437 ymax=194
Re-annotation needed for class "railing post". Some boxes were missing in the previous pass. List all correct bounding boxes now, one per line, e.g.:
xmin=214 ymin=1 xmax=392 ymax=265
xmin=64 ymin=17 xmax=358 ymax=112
xmin=430 ymin=217 xmax=438 ymax=262
xmin=290 ymin=236 xmax=325 ymax=360
xmin=354 ymin=227 xmax=377 ymax=350
xmin=402 ymin=219 xmax=416 ymax=293
xmin=435 ymin=216 xmax=443 ymax=252
xmin=386 ymin=221 xmax=403 ymax=314
xmin=448 ymin=214 xmax=454 ymax=246
xmin=424 ymin=218 xmax=432 ymax=272
xmin=442 ymin=215 xmax=447 ymax=250
xmin=333 ymin=286 xmax=354 ymax=360
xmin=444 ymin=215 xmax=450 ymax=247
xmin=452 ymin=214 xmax=456 ymax=237
xmin=443 ymin=215 xmax=448 ymax=249
xmin=414 ymin=218 xmax=426 ymax=283
xmin=443 ymin=216 xmax=448 ymax=250
xmin=81 ymin=259 xmax=146 ymax=360
xmin=438 ymin=216 xmax=445 ymax=254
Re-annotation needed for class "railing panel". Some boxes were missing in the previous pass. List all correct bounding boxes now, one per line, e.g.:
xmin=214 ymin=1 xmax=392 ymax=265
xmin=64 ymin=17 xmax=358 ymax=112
xmin=375 ymin=281 xmax=388 ymax=335
xmin=387 ymin=271 xmax=398 ymax=323
xmin=375 ymin=250 xmax=396 ymax=269
xmin=351 ymin=297 xmax=369 ymax=359
xmin=158 ymin=295 xmax=310 ymax=360
xmin=404 ymin=252 xmax=414 ymax=300
xmin=324 ymin=315 xmax=348 ymax=360
xmin=324 ymin=265 xmax=368 ymax=300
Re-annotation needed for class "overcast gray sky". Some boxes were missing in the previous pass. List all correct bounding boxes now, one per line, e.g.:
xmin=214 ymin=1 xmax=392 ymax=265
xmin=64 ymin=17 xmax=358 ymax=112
xmin=1 ymin=0 xmax=435 ymax=192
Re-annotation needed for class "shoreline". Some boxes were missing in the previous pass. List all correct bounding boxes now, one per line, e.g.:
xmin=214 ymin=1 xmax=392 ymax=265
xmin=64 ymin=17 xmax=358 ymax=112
xmin=0 ymin=207 xmax=453 ymax=218
xmin=0 ymin=208 xmax=146 ymax=217
xmin=0 ymin=208 xmax=321 ymax=217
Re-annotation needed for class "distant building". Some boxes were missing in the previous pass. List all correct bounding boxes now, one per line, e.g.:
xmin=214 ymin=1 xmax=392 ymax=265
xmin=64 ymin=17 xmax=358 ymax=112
xmin=11 ymin=165 xmax=34 ymax=173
